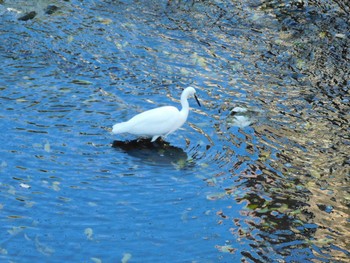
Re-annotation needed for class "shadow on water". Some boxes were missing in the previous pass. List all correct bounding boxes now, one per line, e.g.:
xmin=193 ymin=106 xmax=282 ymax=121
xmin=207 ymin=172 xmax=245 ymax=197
xmin=112 ymin=139 xmax=189 ymax=167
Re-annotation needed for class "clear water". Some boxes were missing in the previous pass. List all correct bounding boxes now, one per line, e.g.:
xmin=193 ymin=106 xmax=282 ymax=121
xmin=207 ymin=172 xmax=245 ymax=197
xmin=0 ymin=0 xmax=349 ymax=262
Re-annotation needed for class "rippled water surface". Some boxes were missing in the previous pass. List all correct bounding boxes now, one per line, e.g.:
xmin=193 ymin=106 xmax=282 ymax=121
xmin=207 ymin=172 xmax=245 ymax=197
xmin=1 ymin=0 xmax=349 ymax=262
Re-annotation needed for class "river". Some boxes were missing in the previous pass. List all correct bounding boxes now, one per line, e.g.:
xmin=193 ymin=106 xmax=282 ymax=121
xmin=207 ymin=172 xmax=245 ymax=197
xmin=0 ymin=0 xmax=349 ymax=262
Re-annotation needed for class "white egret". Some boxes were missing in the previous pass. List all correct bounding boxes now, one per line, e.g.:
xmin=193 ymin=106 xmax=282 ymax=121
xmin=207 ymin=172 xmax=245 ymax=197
xmin=112 ymin=86 xmax=201 ymax=142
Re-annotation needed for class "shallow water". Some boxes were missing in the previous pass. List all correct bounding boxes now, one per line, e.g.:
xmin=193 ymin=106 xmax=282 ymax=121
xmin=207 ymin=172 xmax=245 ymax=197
xmin=0 ymin=0 xmax=349 ymax=262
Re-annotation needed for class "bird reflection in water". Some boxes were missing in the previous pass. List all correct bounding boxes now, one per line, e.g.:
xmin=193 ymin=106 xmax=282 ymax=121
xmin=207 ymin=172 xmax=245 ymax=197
xmin=112 ymin=139 xmax=189 ymax=167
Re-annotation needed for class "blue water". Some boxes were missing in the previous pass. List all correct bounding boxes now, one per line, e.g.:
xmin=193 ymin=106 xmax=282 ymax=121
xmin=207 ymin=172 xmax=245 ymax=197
xmin=1 ymin=0 xmax=349 ymax=262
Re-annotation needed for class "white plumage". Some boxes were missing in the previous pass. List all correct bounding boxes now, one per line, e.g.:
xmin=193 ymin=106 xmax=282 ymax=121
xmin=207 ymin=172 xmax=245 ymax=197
xmin=112 ymin=86 xmax=200 ymax=142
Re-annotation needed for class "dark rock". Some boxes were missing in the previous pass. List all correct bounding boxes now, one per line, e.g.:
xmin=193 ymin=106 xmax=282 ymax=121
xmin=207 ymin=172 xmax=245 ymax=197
xmin=18 ymin=11 xmax=37 ymax=21
xmin=45 ymin=5 xmax=59 ymax=15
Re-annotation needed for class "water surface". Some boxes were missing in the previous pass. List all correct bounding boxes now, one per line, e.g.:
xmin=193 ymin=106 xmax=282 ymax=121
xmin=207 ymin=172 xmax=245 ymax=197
xmin=0 ymin=0 xmax=349 ymax=262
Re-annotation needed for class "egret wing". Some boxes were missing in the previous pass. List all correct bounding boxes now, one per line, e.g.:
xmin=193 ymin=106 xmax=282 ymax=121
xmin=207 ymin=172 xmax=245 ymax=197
xmin=126 ymin=106 xmax=180 ymax=136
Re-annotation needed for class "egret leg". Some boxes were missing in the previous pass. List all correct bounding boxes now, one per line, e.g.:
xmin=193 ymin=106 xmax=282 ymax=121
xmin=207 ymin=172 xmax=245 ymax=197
xmin=151 ymin=135 xmax=160 ymax=142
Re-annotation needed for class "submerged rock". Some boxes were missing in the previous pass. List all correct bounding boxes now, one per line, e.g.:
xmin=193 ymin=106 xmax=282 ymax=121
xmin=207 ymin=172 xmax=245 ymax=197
xmin=18 ymin=11 xmax=36 ymax=21
xmin=44 ymin=5 xmax=59 ymax=15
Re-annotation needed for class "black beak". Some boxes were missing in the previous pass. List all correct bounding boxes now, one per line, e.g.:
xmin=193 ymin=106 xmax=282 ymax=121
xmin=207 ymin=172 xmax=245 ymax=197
xmin=194 ymin=94 xmax=201 ymax=107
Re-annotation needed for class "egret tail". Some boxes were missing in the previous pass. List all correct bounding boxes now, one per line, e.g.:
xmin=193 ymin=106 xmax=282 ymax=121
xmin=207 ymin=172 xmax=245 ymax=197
xmin=112 ymin=122 xmax=130 ymax=134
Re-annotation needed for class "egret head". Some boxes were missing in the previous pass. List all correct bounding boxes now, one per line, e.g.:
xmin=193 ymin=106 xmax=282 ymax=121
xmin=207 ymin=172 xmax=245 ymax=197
xmin=184 ymin=86 xmax=201 ymax=107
